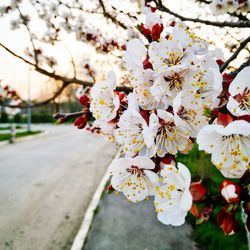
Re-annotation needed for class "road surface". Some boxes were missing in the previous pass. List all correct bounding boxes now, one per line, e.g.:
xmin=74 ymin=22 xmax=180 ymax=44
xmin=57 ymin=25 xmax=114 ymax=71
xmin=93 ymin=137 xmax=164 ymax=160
xmin=0 ymin=125 xmax=116 ymax=250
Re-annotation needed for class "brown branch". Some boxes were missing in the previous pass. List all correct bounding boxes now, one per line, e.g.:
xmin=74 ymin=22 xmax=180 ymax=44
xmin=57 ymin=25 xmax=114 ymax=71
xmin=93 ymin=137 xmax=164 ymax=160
xmin=98 ymin=0 xmax=127 ymax=29
xmin=231 ymin=57 xmax=250 ymax=76
xmin=155 ymin=0 xmax=250 ymax=28
xmin=54 ymin=111 xmax=85 ymax=123
xmin=220 ymin=35 xmax=250 ymax=72
xmin=16 ymin=6 xmax=39 ymax=65
xmin=0 ymin=42 xmax=132 ymax=109
xmin=3 ymin=82 xmax=69 ymax=108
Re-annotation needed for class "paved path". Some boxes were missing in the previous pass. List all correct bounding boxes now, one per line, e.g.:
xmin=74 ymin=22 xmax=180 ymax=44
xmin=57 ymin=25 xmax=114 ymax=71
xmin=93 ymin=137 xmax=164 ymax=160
xmin=84 ymin=194 xmax=200 ymax=250
xmin=0 ymin=125 xmax=116 ymax=250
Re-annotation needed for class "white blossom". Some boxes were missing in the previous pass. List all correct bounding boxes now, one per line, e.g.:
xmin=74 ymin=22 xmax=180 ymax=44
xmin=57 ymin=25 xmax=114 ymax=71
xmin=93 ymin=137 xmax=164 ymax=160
xmin=90 ymin=71 xmax=120 ymax=122
xmin=131 ymin=69 xmax=158 ymax=110
xmin=109 ymin=156 xmax=159 ymax=202
xmin=155 ymin=110 xmax=190 ymax=156
xmin=227 ymin=67 xmax=250 ymax=116
xmin=197 ymin=55 xmax=223 ymax=108
xmin=115 ymin=95 xmax=158 ymax=157
xmin=173 ymin=91 xmax=209 ymax=138
xmin=154 ymin=163 xmax=192 ymax=226
xmin=122 ymin=39 xmax=147 ymax=73
xmin=197 ymin=120 xmax=250 ymax=178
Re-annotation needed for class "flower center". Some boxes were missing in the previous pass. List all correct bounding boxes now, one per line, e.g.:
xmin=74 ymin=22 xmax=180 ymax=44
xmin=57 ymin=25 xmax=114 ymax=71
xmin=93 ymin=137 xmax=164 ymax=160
xmin=235 ymin=87 xmax=250 ymax=111
xmin=127 ymin=165 xmax=145 ymax=176
xmin=164 ymin=73 xmax=184 ymax=92
xmin=164 ymin=52 xmax=183 ymax=66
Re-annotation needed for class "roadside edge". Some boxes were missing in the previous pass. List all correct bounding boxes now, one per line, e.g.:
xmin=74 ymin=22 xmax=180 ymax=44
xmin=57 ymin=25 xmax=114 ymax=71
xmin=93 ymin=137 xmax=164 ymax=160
xmin=71 ymin=150 xmax=121 ymax=250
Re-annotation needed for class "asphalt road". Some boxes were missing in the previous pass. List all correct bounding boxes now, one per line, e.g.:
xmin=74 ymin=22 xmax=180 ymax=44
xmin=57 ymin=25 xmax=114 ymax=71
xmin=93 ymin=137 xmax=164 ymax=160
xmin=84 ymin=194 xmax=200 ymax=250
xmin=0 ymin=125 xmax=116 ymax=250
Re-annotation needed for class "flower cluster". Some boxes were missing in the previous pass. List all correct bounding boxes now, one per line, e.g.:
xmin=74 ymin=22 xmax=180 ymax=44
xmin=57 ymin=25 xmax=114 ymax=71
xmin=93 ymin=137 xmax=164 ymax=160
xmin=57 ymin=8 xmax=250 ymax=234
xmin=0 ymin=85 xmax=21 ymax=105
xmin=197 ymin=67 xmax=250 ymax=179
xmin=210 ymin=0 xmax=250 ymax=15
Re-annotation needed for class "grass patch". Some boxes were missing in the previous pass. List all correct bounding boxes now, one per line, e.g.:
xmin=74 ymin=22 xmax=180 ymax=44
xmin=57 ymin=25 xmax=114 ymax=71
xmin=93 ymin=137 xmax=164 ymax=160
xmin=0 ymin=127 xmax=10 ymax=131
xmin=176 ymin=144 xmax=248 ymax=250
xmin=0 ymin=130 xmax=42 ymax=141
xmin=0 ymin=125 xmax=24 ymax=130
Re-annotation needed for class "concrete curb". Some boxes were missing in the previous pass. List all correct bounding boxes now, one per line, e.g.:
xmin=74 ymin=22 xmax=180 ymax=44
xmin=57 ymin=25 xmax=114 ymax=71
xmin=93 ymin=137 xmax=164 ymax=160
xmin=71 ymin=150 xmax=121 ymax=250
xmin=0 ymin=131 xmax=47 ymax=147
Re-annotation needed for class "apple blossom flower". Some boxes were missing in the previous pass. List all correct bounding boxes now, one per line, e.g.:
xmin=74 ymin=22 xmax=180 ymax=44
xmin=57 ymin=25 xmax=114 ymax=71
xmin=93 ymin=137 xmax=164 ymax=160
xmin=140 ymin=11 xmax=163 ymax=41
xmin=154 ymin=163 xmax=193 ymax=226
xmin=148 ymin=36 xmax=197 ymax=73
xmin=210 ymin=0 xmax=239 ymax=15
xmin=122 ymin=39 xmax=147 ymax=73
xmin=155 ymin=110 xmax=190 ymax=156
xmin=90 ymin=71 xmax=120 ymax=122
xmin=196 ymin=55 xmax=223 ymax=108
xmin=172 ymin=23 xmax=208 ymax=55
xmin=173 ymin=91 xmax=209 ymax=138
xmin=130 ymin=69 xmax=158 ymax=110
xmin=227 ymin=67 xmax=250 ymax=116
xmin=108 ymin=156 xmax=159 ymax=202
xmin=93 ymin=120 xmax=116 ymax=136
xmin=150 ymin=66 xmax=199 ymax=105
xmin=197 ymin=120 xmax=250 ymax=178
xmin=115 ymin=95 xmax=159 ymax=157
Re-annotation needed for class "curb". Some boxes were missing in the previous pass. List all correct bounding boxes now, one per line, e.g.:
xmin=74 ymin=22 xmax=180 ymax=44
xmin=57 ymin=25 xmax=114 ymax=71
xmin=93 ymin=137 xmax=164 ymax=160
xmin=0 ymin=131 xmax=47 ymax=147
xmin=71 ymin=150 xmax=121 ymax=250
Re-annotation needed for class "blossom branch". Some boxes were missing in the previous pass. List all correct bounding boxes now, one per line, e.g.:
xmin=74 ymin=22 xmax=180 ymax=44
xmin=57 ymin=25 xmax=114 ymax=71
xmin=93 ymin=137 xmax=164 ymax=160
xmin=53 ymin=110 xmax=86 ymax=123
xmin=220 ymin=35 xmax=250 ymax=73
xmin=16 ymin=5 xmax=39 ymax=65
xmin=98 ymin=0 xmax=127 ymax=29
xmin=154 ymin=0 xmax=250 ymax=28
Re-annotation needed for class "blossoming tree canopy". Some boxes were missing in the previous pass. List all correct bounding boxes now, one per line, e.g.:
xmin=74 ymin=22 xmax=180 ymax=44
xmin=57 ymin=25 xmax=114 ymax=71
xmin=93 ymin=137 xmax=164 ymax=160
xmin=1 ymin=0 xmax=250 ymax=237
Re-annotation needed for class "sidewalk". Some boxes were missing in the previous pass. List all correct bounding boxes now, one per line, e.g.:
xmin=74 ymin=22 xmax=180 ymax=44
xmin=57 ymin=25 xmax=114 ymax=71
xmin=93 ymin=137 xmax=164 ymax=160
xmin=83 ymin=193 xmax=200 ymax=250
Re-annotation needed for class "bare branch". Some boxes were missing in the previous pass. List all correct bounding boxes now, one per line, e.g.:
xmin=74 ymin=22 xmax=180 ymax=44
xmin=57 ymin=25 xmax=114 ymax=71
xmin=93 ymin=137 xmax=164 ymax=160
xmin=16 ymin=5 xmax=39 ymax=65
xmin=155 ymin=0 xmax=250 ymax=28
xmin=98 ymin=0 xmax=127 ymax=29
xmin=220 ymin=35 xmax=250 ymax=72
xmin=54 ymin=111 xmax=85 ymax=123
xmin=0 ymin=42 xmax=132 ymax=109
xmin=231 ymin=57 xmax=250 ymax=76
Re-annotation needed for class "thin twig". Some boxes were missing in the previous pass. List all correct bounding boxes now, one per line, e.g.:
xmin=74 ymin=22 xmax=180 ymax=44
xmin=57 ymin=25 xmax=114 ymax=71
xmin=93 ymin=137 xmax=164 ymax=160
xmin=155 ymin=0 xmax=250 ymax=28
xmin=220 ymin=35 xmax=250 ymax=73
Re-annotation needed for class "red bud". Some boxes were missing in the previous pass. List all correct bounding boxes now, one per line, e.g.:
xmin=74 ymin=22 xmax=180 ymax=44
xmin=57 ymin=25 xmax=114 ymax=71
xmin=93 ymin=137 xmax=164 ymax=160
xmin=140 ymin=110 xmax=150 ymax=124
xmin=140 ymin=24 xmax=151 ymax=37
xmin=74 ymin=115 xmax=88 ymax=129
xmin=189 ymin=204 xmax=200 ymax=217
xmin=236 ymin=115 xmax=250 ymax=123
xmin=216 ymin=59 xmax=224 ymax=67
xmin=151 ymin=23 xmax=164 ymax=41
xmin=217 ymin=113 xmax=234 ymax=127
xmin=190 ymin=182 xmax=206 ymax=202
xmin=143 ymin=53 xmax=153 ymax=70
xmin=217 ymin=208 xmax=237 ymax=235
xmin=79 ymin=95 xmax=90 ymax=107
